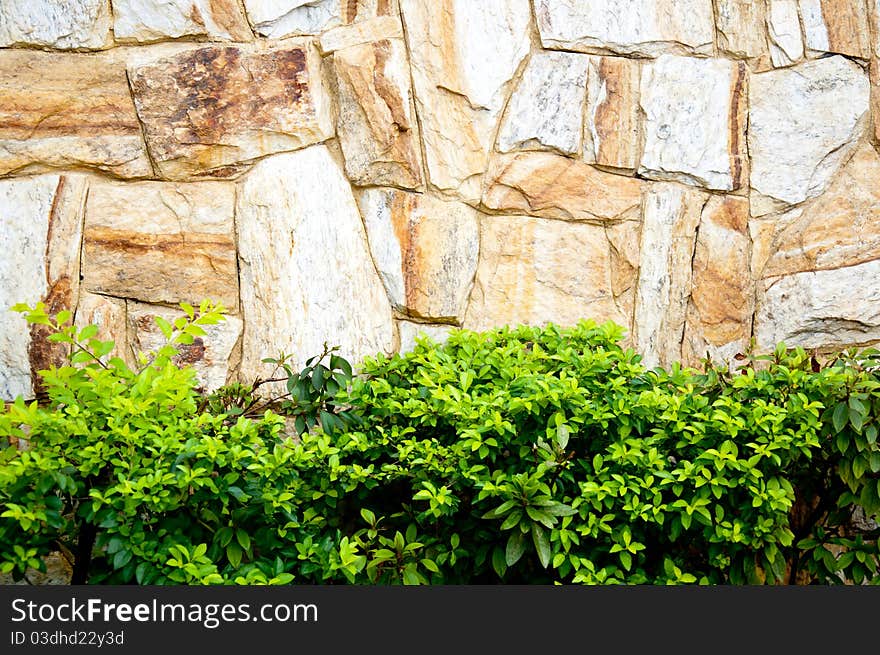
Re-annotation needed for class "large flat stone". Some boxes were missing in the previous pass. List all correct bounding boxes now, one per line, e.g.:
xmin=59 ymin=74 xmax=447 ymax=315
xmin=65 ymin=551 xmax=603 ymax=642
xmin=113 ymin=0 xmax=253 ymax=42
xmin=634 ymin=183 xmax=707 ymax=369
xmin=332 ymin=38 xmax=422 ymax=189
xmin=767 ymin=0 xmax=805 ymax=68
xmin=800 ymin=0 xmax=872 ymax=59
xmin=464 ymin=215 xmax=629 ymax=332
xmin=397 ymin=321 xmax=452 ymax=353
xmin=74 ymin=293 xmax=128 ymax=365
xmin=714 ymin=0 xmax=769 ymax=60
xmin=0 ymin=175 xmax=87 ymax=400
xmin=81 ymin=180 xmax=239 ymax=309
xmin=129 ymin=42 xmax=334 ymax=180
xmin=319 ymin=14 xmax=402 ymax=53
xmin=401 ymin=0 xmax=531 ymax=203
xmin=755 ymin=260 xmax=880 ymax=350
xmin=0 ymin=0 xmax=112 ymax=49
xmin=236 ymin=146 xmax=393 ymax=380
xmin=0 ymin=50 xmax=152 ymax=179
xmin=584 ymin=56 xmax=642 ymax=172
xmin=244 ymin=0 xmax=397 ymax=38
xmin=749 ymin=56 xmax=870 ymax=215
xmin=497 ymin=50 xmax=590 ymax=157
xmin=534 ymin=0 xmax=715 ymax=57
xmin=356 ymin=188 xmax=479 ymax=321
xmin=482 ymin=152 xmax=642 ymax=222
xmin=639 ymin=55 xmax=747 ymax=191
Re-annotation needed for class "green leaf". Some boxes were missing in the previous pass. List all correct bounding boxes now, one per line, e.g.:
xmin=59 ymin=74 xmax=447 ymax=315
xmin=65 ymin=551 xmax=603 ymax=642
xmin=113 ymin=549 xmax=132 ymax=569
xmin=236 ymin=529 xmax=251 ymax=552
xmin=78 ymin=324 xmax=99 ymax=341
xmin=531 ymin=524 xmax=551 ymax=569
xmin=226 ymin=542 xmax=243 ymax=568
xmin=154 ymin=316 xmax=173 ymax=340
xmin=832 ymin=403 xmax=848 ymax=433
xmin=505 ymin=532 xmax=527 ymax=567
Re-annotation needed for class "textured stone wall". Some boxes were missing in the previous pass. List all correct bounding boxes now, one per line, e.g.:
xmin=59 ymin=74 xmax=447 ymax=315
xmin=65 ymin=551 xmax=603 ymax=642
xmin=2 ymin=0 xmax=880 ymax=400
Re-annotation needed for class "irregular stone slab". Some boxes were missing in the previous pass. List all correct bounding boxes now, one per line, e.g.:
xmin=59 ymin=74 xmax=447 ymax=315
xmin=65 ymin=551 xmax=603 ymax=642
xmin=129 ymin=42 xmax=334 ymax=180
xmin=634 ymin=184 xmax=707 ymax=369
xmin=332 ymin=39 xmax=422 ymax=189
xmin=639 ymin=55 xmax=747 ymax=191
xmin=534 ymin=0 xmax=715 ymax=57
xmin=767 ymin=0 xmax=804 ymax=68
xmin=683 ymin=196 xmax=754 ymax=368
xmin=755 ymin=260 xmax=880 ymax=350
xmin=0 ymin=0 xmax=112 ymax=49
xmin=605 ymin=220 xmax=642 ymax=337
xmin=113 ymin=0 xmax=253 ymax=42
xmin=749 ymin=56 xmax=870 ymax=215
xmin=81 ymin=180 xmax=239 ymax=309
xmin=401 ymin=0 xmax=531 ymax=203
xmin=714 ymin=0 xmax=769 ymax=60
xmin=398 ymin=321 xmax=452 ymax=354
xmin=497 ymin=51 xmax=589 ymax=157
xmin=356 ymin=188 xmax=479 ymax=321
xmin=237 ymin=147 xmax=393 ymax=380
xmin=74 ymin=293 xmax=129 ymax=364
xmin=320 ymin=14 xmax=402 ymax=53
xmin=244 ymin=0 xmax=397 ymax=38
xmin=800 ymin=0 xmax=871 ymax=59
xmin=0 ymin=175 xmax=87 ymax=401
xmin=584 ymin=56 xmax=642 ymax=172
xmin=760 ymin=145 xmax=880 ymax=279
xmin=464 ymin=216 xmax=629 ymax=332
xmin=129 ymin=302 xmax=242 ymax=392
xmin=482 ymin=152 xmax=642 ymax=222
xmin=0 ymin=50 xmax=153 ymax=179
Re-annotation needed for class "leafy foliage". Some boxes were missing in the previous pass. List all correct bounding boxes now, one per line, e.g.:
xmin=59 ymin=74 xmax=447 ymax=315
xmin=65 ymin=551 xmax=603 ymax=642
xmin=0 ymin=307 xmax=877 ymax=585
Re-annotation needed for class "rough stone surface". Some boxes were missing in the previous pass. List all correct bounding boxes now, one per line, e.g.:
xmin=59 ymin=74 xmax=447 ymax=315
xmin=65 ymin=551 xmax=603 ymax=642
xmin=749 ymin=56 xmax=870 ymax=215
xmin=534 ymin=0 xmax=715 ymax=57
xmin=236 ymin=146 xmax=393 ymax=380
xmin=683 ymin=196 xmax=754 ymax=368
xmin=482 ymin=152 xmax=642 ymax=222
xmin=760 ymin=144 xmax=880 ymax=279
xmin=0 ymin=0 xmax=112 ymax=49
xmin=755 ymin=260 xmax=880 ymax=350
xmin=634 ymin=183 xmax=706 ymax=369
xmin=319 ymin=14 xmax=402 ymax=53
xmin=401 ymin=0 xmax=531 ymax=203
xmin=74 ymin=293 xmax=129 ymax=364
xmin=584 ymin=56 xmax=642 ymax=172
xmin=714 ymin=0 xmax=768 ymax=60
xmin=767 ymin=0 xmax=804 ymax=68
xmin=129 ymin=302 xmax=242 ymax=392
xmin=639 ymin=55 xmax=747 ymax=191
xmin=0 ymin=50 xmax=153 ymax=179
xmin=332 ymin=39 xmax=422 ymax=189
xmin=113 ymin=0 xmax=253 ymax=43
xmin=129 ymin=42 xmax=334 ymax=179
xmin=605 ymin=220 xmax=642 ymax=338
xmin=397 ymin=321 xmax=452 ymax=353
xmin=800 ymin=0 xmax=871 ymax=59
xmin=464 ymin=215 xmax=629 ymax=332
xmin=0 ymin=175 xmax=86 ymax=401
xmin=81 ymin=180 xmax=239 ymax=309
xmin=245 ymin=0 xmax=397 ymax=38
xmin=497 ymin=50 xmax=589 ymax=157
xmin=356 ymin=188 xmax=479 ymax=320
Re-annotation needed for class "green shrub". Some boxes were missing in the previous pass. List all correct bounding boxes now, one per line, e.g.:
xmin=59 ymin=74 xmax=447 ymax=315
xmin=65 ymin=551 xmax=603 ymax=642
xmin=0 ymin=306 xmax=878 ymax=585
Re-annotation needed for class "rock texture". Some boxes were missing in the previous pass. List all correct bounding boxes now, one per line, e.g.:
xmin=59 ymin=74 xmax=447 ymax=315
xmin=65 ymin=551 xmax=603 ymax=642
xmin=397 ymin=321 xmax=452 ymax=353
xmin=402 ymin=0 xmax=531 ymax=202
xmin=800 ymin=0 xmax=871 ymax=59
xmin=683 ymin=196 xmax=754 ymax=368
xmin=320 ymin=14 xmax=402 ymax=53
xmin=767 ymin=0 xmax=804 ymax=68
xmin=639 ymin=55 xmax=747 ymax=191
xmin=331 ymin=38 xmax=422 ymax=189
xmin=357 ymin=188 xmax=479 ymax=320
xmin=112 ymin=0 xmax=253 ymax=42
xmin=634 ymin=184 xmax=706 ymax=369
xmin=714 ymin=0 xmax=768 ymax=60
xmin=464 ymin=215 xmax=629 ymax=332
xmin=129 ymin=302 xmax=242 ymax=391
xmin=129 ymin=42 xmax=334 ymax=179
xmin=0 ymin=175 xmax=86 ymax=400
xmin=534 ymin=0 xmax=715 ymax=57
xmin=236 ymin=146 xmax=393 ymax=380
xmin=482 ymin=152 xmax=642 ymax=222
xmin=497 ymin=51 xmax=590 ymax=157
xmin=584 ymin=56 xmax=642 ymax=172
xmin=0 ymin=0 xmax=112 ymax=49
xmin=81 ymin=180 xmax=239 ymax=308
xmin=749 ymin=56 xmax=870 ymax=215
xmin=0 ymin=50 xmax=152 ymax=178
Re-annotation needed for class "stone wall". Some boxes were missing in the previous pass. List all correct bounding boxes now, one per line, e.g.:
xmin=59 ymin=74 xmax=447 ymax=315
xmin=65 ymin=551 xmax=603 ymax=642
xmin=2 ymin=0 xmax=880 ymax=400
